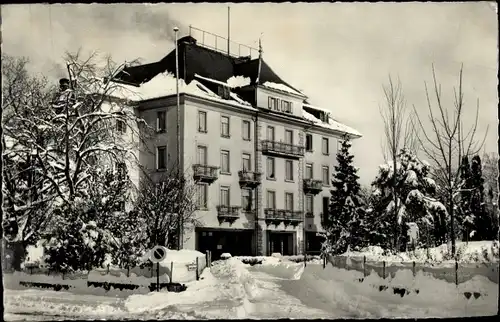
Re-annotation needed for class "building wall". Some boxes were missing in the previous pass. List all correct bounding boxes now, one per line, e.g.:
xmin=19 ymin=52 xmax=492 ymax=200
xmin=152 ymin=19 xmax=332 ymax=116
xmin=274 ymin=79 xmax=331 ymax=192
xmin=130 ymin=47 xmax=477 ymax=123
xmin=304 ymin=128 xmax=340 ymax=233
xmin=181 ymin=97 xmax=256 ymax=250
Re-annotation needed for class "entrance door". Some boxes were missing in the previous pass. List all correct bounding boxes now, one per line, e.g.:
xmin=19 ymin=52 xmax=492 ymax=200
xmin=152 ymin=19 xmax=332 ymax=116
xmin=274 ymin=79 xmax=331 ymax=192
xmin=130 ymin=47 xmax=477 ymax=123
xmin=268 ymin=232 xmax=292 ymax=256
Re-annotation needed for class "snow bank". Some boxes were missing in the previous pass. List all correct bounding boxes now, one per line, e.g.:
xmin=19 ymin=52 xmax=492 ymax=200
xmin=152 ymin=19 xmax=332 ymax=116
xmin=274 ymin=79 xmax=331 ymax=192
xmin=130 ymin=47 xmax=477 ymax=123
xmin=124 ymin=258 xmax=258 ymax=319
xmin=344 ymin=241 xmax=499 ymax=264
xmin=302 ymin=263 xmax=497 ymax=317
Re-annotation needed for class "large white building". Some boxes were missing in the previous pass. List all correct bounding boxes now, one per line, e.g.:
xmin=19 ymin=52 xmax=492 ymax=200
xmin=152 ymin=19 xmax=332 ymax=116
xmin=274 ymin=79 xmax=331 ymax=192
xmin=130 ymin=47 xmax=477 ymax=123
xmin=110 ymin=34 xmax=361 ymax=259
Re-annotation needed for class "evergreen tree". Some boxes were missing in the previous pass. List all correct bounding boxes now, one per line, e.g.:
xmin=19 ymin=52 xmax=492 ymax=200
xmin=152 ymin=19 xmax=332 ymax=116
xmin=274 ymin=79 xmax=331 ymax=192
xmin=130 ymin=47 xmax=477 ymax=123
xmin=458 ymin=156 xmax=474 ymax=242
xmin=371 ymin=149 xmax=447 ymax=251
xmin=469 ymin=155 xmax=493 ymax=240
xmin=324 ymin=136 xmax=363 ymax=254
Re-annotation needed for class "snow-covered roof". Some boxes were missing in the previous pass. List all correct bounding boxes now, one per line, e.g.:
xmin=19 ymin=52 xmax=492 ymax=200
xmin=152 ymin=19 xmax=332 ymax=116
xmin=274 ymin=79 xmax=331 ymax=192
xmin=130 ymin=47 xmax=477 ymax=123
xmin=262 ymin=81 xmax=306 ymax=97
xmin=302 ymin=110 xmax=361 ymax=137
xmin=109 ymin=73 xmax=256 ymax=112
xmin=226 ymin=76 xmax=252 ymax=88
xmin=303 ymin=103 xmax=333 ymax=115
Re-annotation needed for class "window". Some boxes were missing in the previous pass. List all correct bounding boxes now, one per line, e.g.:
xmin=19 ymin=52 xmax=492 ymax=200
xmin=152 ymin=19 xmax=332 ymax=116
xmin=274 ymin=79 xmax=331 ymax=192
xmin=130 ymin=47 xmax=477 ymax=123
xmin=198 ymin=111 xmax=207 ymax=133
xmin=197 ymin=145 xmax=207 ymax=165
xmin=267 ymin=190 xmax=276 ymax=209
xmin=285 ymin=130 xmax=293 ymax=145
xmin=285 ymin=192 xmax=294 ymax=211
xmin=157 ymin=146 xmax=167 ymax=170
xmin=221 ymin=150 xmax=230 ymax=173
xmin=285 ymin=160 xmax=293 ymax=181
xmin=268 ymin=97 xmax=278 ymax=110
xmin=220 ymin=186 xmax=230 ymax=206
xmin=157 ymin=111 xmax=166 ymax=132
xmin=116 ymin=119 xmax=126 ymax=133
xmin=305 ymin=163 xmax=313 ymax=180
xmin=306 ymin=134 xmax=313 ymax=152
xmin=197 ymin=184 xmax=208 ymax=209
xmin=221 ymin=116 xmax=230 ymax=137
xmin=322 ymin=166 xmax=330 ymax=185
xmin=305 ymin=195 xmax=314 ymax=215
xmin=242 ymin=120 xmax=251 ymax=140
xmin=115 ymin=162 xmax=127 ymax=179
xmin=242 ymin=189 xmax=253 ymax=211
xmin=267 ymin=126 xmax=275 ymax=141
xmin=242 ymin=153 xmax=251 ymax=171
xmin=322 ymin=137 xmax=329 ymax=155
xmin=266 ymin=157 xmax=275 ymax=179
xmin=281 ymin=100 xmax=292 ymax=113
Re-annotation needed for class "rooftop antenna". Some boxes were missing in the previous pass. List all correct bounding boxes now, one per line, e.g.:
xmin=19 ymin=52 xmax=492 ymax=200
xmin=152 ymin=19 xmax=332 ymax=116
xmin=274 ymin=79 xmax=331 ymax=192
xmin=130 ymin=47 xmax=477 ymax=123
xmin=227 ymin=6 xmax=231 ymax=56
xmin=256 ymin=34 xmax=263 ymax=85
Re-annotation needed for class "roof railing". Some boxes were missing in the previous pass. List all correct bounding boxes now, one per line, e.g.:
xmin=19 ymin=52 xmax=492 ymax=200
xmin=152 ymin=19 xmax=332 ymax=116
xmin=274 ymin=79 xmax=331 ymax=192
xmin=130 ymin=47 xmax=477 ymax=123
xmin=188 ymin=25 xmax=259 ymax=59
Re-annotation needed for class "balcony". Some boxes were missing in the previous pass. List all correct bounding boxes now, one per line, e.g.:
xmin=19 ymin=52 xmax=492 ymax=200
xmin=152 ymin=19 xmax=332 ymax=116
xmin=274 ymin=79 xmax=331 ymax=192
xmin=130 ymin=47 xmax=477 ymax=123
xmin=193 ymin=164 xmax=219 ymax=184
xmin=264 ymin=209 xmax=303 ymax=227
xmin=303 ymin=179 xmax=323 ymax=195
xmin=260 ymin=140 xmax=305 ymax=159
xmin=216 ymin=205 xmax=241 ymax=225
xmin=238 ymin=170 xmax=262 ymax=188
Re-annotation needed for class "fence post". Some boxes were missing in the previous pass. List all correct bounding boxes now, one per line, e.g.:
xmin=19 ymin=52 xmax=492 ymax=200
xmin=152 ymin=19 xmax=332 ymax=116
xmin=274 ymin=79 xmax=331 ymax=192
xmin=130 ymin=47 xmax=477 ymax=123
xmin=206 ymin=251 xmax=209 ymax=268
xmin=170 ymin=261 xmax=174 ymax=283
xmin=323 ymin=255 xmax=326 ymax=269
xmin=304 ymin=253 xmax=307 ymax=267
xmin=412 ymin=261 xmax=416 ymax=277
xmin=107 ymin=264 xmax=110 ymax=274
xmin=455 ymin=260 xmax=458 ymax=286
xmin=196 ymin=257 xmax=199 ymax=281
xmin=127 ymin=266 xmax=130 ymax=278
xmin=382 ymin=261 xmax=386 ymax=279
xmin=363 ymin=256 xmax=366 ymax=277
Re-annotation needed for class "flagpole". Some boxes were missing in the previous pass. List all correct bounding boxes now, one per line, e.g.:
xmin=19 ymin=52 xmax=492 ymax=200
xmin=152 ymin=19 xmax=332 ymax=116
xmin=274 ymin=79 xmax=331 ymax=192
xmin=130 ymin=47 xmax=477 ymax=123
xmin=174 ymin=26 xmax=182 ymax=250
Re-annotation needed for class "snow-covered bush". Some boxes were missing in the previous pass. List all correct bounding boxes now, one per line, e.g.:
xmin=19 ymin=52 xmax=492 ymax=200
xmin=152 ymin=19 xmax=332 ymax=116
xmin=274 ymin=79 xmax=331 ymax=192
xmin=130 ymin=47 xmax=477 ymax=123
xmin=371 ymin=149 xmax=448 ymax=251
xmin=220 ymin=253 xmax=232 ymax=260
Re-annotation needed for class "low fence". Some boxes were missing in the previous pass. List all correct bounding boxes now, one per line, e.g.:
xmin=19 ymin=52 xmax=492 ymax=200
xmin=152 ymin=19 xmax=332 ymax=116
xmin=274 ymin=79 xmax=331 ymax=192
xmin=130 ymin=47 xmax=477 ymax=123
xmin=8 ymin=255 xmax=208 ymax=292
xmin=327 ymin=255 xmax=499 ymax=284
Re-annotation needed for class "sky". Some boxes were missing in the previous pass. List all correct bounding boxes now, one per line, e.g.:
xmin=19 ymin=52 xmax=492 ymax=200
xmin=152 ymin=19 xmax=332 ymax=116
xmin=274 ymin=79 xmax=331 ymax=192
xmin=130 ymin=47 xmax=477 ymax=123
xmin=2 ymin=2 xmax=498 ymax=186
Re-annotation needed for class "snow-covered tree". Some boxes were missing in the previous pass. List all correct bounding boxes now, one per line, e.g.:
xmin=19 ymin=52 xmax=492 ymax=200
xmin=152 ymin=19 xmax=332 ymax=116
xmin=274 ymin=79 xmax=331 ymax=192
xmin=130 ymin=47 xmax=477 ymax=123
xmin=2 ymin=55 xmax=56 ymax=252
xmin=469 ymin=155 xmax=495 ymax=240
xmin=323 ymin=136 xmax=364 ymax=254
xmin=372 ymin=149 xmax=447 ymax=250
xmin=134 ymin=166 xmax=199 ymax=250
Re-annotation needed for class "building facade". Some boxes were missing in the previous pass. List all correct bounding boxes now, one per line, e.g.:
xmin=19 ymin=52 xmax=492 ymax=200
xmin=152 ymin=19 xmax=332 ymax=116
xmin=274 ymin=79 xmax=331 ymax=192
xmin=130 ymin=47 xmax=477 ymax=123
xmin=112 ymin=35 xmax=361 ymax=259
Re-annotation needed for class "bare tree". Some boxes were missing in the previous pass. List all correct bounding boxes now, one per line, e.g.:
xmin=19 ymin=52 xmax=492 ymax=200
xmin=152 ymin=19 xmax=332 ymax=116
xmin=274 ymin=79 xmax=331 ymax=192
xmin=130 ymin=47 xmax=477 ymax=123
xmin=379 ymin=75 xmax=417 ymax=251
xmin=412 ymin=64 xmax=488 ymax=256
xmin=134 ymin=164 xmax=199 ymax=250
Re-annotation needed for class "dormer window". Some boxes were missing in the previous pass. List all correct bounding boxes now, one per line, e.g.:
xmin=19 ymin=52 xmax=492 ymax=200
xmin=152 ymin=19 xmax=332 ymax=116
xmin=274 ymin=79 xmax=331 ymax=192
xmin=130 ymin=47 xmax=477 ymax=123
xmin=268 ymin=97 xmax=278 ymax=110
xmin=281 ymin=100 xmax=292 ymax=114
xmin=218 ymin=85 xmax=231 ymax=99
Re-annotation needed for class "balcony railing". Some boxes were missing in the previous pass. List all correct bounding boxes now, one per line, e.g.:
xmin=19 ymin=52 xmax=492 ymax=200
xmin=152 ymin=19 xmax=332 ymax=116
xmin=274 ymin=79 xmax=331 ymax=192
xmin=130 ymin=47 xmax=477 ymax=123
xmin=216 ymin=205 xmax=241 ymax=224
xmin=264 ymin=208 xmax=303 ymax=226
xmin=303 ymin=179 xmax=323 ymax=195
xmin=193 ymin=164 xmax=219 ymax=184
xmin=260 ymin=140 xmax=305 ymax=159
xmin=238 ymin=170 xmax=262 ymax=188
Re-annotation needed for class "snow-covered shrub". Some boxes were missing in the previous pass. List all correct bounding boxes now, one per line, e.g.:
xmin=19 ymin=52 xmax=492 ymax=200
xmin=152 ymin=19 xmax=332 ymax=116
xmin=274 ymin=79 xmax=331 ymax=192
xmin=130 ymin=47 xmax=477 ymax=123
xmin=371 ymin=149 xmax=448 ymax=251
xmin=220 ymin=253 xmax=232 ymax=260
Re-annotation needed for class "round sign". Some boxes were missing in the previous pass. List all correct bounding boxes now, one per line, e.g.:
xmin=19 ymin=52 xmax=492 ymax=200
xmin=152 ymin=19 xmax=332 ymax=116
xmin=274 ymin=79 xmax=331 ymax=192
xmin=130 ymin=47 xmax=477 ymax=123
xmin=151 ymin=245 xmax=167 ymax=263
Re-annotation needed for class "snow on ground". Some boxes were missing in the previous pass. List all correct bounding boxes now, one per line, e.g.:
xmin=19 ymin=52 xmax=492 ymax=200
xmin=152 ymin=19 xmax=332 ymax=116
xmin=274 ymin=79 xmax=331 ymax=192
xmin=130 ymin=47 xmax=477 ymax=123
xmin=4 ymin=256 xmax=497 ymax=319
xmin=344 ymin=241 xmax=499 ymax=264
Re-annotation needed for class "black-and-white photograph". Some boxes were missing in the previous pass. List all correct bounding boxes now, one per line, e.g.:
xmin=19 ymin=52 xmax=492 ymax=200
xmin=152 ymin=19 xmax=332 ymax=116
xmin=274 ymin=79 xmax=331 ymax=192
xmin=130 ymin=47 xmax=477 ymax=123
xmin=1 ymin=2 xmax=498 ymax=320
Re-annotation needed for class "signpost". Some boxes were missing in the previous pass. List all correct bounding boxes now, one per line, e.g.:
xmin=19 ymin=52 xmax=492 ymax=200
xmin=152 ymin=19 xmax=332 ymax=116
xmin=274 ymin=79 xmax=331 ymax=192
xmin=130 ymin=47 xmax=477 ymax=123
xmin=150 ymin=246 xmax=167 ymax=292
